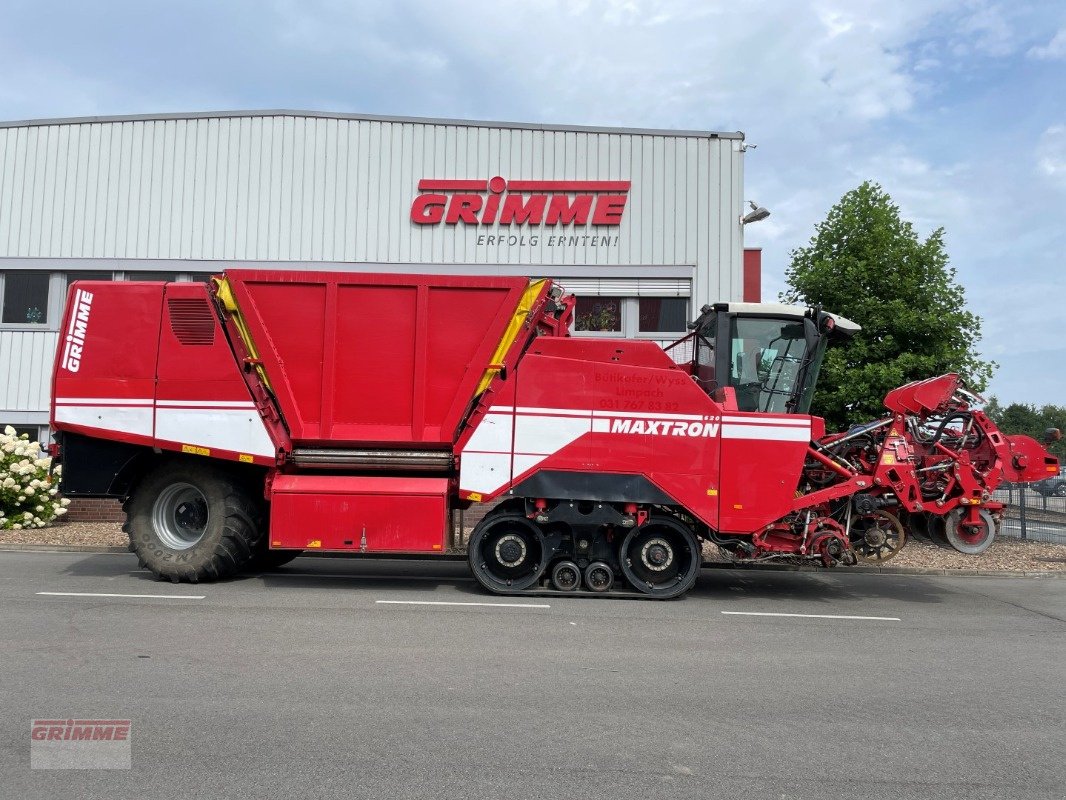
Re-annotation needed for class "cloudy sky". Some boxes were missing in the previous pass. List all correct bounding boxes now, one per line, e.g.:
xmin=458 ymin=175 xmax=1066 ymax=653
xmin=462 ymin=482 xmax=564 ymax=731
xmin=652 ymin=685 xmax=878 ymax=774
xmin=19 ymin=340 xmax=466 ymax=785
xmin=1 ymin=0 xmax=1063 ymax=405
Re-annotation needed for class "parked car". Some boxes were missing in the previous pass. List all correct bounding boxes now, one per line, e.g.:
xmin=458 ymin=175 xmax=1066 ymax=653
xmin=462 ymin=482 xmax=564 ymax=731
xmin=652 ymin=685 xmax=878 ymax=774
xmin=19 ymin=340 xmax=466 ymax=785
xmin=1032 ymin=470 xmax=1066 ymax=497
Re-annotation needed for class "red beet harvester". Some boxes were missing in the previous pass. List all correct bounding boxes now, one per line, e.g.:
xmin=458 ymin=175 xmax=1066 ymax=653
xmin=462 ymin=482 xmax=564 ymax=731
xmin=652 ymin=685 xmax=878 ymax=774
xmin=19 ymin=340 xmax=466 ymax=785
xmin=50 ymin=270 xmax=1058 ymax=598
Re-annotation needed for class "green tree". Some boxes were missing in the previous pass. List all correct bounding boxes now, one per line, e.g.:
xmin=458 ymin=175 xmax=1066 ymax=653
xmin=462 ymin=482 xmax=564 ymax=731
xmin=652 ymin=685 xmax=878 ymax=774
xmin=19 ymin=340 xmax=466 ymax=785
xmin=783 ymin=181 xmax=995 ymax=430
xmin=984 ymin=397 xmax=1066 ymax=461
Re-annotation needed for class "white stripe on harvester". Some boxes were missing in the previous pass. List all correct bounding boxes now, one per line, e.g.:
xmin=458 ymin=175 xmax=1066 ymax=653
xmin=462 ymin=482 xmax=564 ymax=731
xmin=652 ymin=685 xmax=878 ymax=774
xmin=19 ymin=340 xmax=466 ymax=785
xmin=155 ymin=400 xmax=256 ymax=408
xmin=54 ymin=397 xmax=154 ymax=406
xmin=721 ymin=424 xmax=811 ymax=442
xmin=53 ymin=405 xmax=154 ymax=437
xmin=722 ymin=416 xmax=811 ymax=427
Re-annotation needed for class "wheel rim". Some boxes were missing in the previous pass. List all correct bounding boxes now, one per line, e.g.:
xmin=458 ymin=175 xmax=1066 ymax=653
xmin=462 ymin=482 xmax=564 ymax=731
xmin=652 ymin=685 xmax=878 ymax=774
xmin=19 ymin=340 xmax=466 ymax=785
xmin=943 ymin=508 xmax=996 ymax=555
xmin=152 ymin=482 xmax=209 ymax=550
xmin=851 ymin=511 xmax=906 ymax=563
xmin=585 ymin=562 xmax=614 ymax=592
xmin=469 ymin=514 xmax=547 ymax=592
xmin=551 ymin=561 xmax=581 ymax=591
xmin=619 ymin=519 xmax=700 ymax=598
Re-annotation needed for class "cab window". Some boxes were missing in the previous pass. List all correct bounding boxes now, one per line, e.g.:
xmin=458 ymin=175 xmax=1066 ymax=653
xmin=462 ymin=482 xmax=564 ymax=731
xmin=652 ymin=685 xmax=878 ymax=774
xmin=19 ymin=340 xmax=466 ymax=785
xmin=728 ymin=317 xmax=808 ymax=413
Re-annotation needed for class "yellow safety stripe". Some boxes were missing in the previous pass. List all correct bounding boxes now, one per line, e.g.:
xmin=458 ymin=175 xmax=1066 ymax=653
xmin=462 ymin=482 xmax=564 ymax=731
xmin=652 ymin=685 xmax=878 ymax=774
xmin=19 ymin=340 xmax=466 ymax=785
xmin=475 ymin=279 xmax=547 ymax=397
xmin=214 ymin=277 xmax=272 ymax=391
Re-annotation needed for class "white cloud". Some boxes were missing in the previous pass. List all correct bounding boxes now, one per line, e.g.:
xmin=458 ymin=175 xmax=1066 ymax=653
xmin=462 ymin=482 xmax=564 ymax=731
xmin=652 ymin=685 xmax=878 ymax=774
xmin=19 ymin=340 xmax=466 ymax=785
xmin=952 ymin=1 xmax=1016 ymax=56
xmin=1036 ymin=125 xmax=1066 ymax=184
xmin=1028 ymin=27 xmax=1066 ymax=60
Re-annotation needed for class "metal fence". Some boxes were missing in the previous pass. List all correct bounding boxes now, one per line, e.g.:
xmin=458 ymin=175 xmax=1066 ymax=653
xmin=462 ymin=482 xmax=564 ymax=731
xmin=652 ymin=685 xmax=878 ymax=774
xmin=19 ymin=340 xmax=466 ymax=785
xmin=992 ymin=483 xmax=1066 ymax=544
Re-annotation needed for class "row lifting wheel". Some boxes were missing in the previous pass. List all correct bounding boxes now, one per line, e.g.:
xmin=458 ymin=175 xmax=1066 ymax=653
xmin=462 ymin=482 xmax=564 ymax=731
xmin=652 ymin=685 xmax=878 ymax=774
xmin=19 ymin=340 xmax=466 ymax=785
xmin=941 ymin=508 xmax=997 ymax=555
xmin=851 ymin=510 xmax=907 ymax=563
xmin=467 ymin=512 xmax=548 ymax=593
xmin=619 ymin=517 xmax=701 ymax=599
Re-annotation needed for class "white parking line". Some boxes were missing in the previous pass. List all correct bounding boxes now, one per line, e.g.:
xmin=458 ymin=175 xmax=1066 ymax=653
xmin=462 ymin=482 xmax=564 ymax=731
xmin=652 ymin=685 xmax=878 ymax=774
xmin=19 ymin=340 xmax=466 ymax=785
xmin=376 ymin=600 xmax=549 ymax=609
xmin=36 ymin=591 xmax=205 ymax=600
xmin=721 ymin=611 xmax=900 ymax=621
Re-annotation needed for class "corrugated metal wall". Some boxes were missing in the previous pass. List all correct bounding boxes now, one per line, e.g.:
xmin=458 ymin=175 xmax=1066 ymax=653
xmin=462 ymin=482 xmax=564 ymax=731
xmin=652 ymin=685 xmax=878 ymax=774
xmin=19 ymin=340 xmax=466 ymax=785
xmin=0 ymin=112 xmax=745 ymax=425
xmin=0 ymin=114 xmax=742 ymax=288
xmin=0 ymin=329 xmax=57 ymax=414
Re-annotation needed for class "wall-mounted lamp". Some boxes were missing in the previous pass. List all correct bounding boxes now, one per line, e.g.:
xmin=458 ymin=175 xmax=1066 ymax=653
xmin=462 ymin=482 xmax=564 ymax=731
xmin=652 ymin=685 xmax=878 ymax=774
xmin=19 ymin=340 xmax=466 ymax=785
xmin=741 ymin=200 xmax=770 ymax=225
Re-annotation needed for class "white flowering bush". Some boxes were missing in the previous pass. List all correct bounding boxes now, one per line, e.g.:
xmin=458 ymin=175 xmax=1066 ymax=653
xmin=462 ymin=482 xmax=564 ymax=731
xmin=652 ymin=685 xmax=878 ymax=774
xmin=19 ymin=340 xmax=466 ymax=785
xmin=0 ymin=426 xmax=70 ymax=530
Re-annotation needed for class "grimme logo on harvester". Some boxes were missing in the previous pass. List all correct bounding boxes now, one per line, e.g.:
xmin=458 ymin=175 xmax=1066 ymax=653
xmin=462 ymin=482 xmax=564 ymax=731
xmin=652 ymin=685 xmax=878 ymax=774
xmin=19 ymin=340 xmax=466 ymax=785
xmin=410 ymin=177 xmax=631 ymax=227
xmin=60 ymin=289 xmax=94 ymax=373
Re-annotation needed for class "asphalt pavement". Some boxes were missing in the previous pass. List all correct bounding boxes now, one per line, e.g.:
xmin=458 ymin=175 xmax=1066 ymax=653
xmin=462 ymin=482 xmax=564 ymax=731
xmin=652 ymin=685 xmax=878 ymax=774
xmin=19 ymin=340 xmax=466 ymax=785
xmin=1 ymin=551 xmax=1064 ymax=800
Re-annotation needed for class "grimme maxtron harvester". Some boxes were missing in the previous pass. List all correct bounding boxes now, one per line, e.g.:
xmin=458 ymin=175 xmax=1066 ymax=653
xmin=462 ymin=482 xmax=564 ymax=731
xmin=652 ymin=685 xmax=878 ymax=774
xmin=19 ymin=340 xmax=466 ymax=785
xmin=51 ymin=271 xmax=1058 ymax=599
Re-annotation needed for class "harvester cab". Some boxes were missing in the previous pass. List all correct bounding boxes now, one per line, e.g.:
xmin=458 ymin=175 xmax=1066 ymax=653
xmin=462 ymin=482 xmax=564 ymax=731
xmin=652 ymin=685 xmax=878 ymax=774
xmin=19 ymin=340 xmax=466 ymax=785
xmin=681 ymin=302 xmax=860 ymax=414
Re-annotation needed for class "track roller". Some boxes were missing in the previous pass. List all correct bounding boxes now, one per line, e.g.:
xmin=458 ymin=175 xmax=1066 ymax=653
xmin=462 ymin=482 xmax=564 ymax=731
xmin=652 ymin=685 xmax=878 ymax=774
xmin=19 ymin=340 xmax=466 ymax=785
xmin=550 ymin=560 xmax=582 ymax=591
xmin=584 ymin=561 xmax=614 ymax=593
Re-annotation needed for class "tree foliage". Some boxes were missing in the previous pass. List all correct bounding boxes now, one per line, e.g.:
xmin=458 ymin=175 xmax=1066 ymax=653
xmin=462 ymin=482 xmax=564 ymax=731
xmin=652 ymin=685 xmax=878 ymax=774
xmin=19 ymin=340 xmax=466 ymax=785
xmin=783 ymin=181 xmax=995 ymax=430
xmin=984 ymin=398 xmax=1066 ymax=462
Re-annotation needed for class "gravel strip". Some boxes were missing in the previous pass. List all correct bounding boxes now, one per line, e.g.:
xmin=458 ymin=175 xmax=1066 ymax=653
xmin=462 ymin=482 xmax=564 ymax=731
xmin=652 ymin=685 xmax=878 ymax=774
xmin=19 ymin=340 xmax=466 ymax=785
xmin=701 ymin=537 xmax=1066 ymax=572
xmin=6 ymin=521 xmax=1066 ymax=573
xmin=2 ymin=521 xmax=127 ymax=549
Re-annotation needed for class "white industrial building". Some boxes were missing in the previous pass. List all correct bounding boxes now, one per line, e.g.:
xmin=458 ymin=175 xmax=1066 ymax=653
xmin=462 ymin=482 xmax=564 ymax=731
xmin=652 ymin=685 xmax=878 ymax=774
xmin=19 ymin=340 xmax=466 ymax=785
xmin=0 ymin=110 xmax=756 ymax=441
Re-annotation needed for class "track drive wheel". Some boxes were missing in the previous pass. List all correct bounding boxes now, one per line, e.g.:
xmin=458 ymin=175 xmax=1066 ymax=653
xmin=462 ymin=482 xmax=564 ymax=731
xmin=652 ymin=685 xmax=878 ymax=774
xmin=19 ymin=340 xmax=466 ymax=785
xmin=851 ymin=511 xmax=907 ymax=563
xmin=942 ymin=508 xmax=997 ymax=555
xmin=468 ymin=512 xmax=549 ymax=593
xmin=619 ymin=517 xmax=700 ymax=599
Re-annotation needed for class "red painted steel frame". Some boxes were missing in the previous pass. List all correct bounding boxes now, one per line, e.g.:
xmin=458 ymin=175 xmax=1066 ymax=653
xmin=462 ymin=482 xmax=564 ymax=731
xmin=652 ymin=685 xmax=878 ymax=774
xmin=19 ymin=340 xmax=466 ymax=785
xmin=269 ymin=475 xmax=448 ymax=553
xmin=221 ymin=270 xmax=533 ymax=447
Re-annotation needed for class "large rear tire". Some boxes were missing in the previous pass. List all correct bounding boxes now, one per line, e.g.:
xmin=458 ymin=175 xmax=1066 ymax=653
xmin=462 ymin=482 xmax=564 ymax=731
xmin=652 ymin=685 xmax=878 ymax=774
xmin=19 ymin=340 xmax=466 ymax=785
xmin=123 ymin=461 xmax=262 ymax=582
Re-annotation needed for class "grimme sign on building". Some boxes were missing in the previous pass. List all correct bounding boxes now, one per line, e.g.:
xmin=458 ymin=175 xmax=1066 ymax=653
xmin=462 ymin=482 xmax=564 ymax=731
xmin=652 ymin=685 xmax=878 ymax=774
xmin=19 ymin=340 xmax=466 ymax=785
xmin=410 ymin=177 xmax=630 ymax=249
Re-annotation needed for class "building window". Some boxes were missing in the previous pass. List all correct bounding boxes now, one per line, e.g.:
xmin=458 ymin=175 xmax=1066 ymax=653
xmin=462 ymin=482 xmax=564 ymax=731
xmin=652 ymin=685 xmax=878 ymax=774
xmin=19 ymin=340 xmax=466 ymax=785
xmin=66 ymin=271 xmax=113 ymax=289
xmin=185 ymin=272 xmax=217 ymax=283
xmin=1 ymin=272 xmax=50 ymax=324
xmin=126 ymin=272 xmax=177 ymax=282
xmin=638 ymin=297 xmax=689 ymax=333
xmin=575 ymin=296 xmax=623 ymax=332
xmin=574 ymin=296 xmax=690 ymax=338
